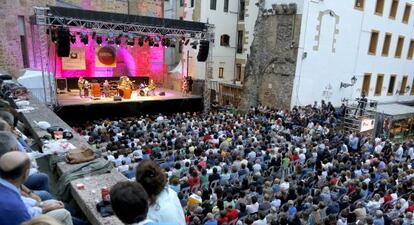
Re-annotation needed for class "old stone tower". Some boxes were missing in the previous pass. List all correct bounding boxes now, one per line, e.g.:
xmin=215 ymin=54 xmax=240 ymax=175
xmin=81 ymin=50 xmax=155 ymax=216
xmin=240 ymin=3 xmax=301 ymax=110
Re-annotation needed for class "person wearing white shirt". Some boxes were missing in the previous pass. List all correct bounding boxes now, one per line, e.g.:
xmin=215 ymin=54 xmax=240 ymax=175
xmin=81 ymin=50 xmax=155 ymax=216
xmin=246 ymin=196 xmax=259 ymax=214
xmin=135 ymin=161 xmax=185 ymax=225
xmin=395 ymin=145 xmax=404 ymax=162
xmin=408 ymin=147 xmax=414 ymax=160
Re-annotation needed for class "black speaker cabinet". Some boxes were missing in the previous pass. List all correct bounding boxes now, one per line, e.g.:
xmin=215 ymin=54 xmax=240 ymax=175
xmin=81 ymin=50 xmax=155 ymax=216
xmin=56 ymin=78 xmax=67 ymax=93
xmin=57 ymin=27 xmax=70 ymax=57
xmin=197 ymin=40 xmax=210 ymax=62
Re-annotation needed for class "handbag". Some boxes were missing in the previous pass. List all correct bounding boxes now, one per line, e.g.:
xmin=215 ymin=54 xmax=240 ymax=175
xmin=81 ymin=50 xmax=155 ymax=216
xmin=65 ymin=147 xmax=96 ymax=164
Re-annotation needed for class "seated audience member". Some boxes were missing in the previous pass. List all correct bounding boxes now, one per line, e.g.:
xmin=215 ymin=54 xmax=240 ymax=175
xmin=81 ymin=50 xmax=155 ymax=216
xmin=22 ymin=215 xmax=63 ymax=225
xmin=0 ymin=152 xmax=31 ymax=225
xmin=136 ymin=160 xmax=186 ymax=225
xmin=0 ymin=113 xmax=50 ymax=192
xmin=0 ymin=151 xmax=73 ymax=225
xmin=0 ymin=131 xmax=51 ymax=200
xmin=110 ymin=181 xmax=176 ymax=225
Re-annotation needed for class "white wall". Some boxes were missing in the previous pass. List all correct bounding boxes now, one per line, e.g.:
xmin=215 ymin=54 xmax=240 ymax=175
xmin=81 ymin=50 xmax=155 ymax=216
xmin=291 ymin=0 xmax=414 ymax=107
xmin=237 ymin=0 xmax=259 ymax=61
xmin=192 ymin=0 xmax=239 ymax=82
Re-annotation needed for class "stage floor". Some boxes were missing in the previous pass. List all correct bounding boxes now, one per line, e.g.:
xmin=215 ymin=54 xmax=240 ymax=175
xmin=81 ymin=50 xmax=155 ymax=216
xmin=57 ymin=88 xmax=200 ymax=106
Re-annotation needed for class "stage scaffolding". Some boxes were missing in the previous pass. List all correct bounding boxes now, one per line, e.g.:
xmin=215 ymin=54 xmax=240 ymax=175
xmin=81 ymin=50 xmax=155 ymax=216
xmin=31 ymin=6 xmax=214 ymax=112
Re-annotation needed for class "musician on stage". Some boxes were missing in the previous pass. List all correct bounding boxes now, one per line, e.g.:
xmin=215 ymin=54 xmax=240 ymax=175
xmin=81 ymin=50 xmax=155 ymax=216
xmin=118 ymin=76 xmax=133 ymax=97
xmin=78 ymin=77 xmax=85 ymax=98
xmin=182 ymin=76 xmax=189 ymax=96
xmin=83 ymin=80 xmax=90 ymax=98
xmin=103 ymin=80 xmax=110 ymax=98
xmin=148 ymin=79 xmax=156 ymax=95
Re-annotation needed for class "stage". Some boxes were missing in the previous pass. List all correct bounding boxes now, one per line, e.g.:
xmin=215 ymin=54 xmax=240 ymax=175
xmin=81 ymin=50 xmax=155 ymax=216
xmin=55 ymin=88 xmax=203 ymax=123
xmin=57 ymin=88 xmax=200 ymax=106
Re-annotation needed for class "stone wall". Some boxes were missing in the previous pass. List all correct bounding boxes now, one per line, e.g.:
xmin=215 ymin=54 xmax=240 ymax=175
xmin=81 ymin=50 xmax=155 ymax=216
xmin=240 ymin=3 xmax=301 ymax=111
xmin=0 ymin=0 xmax=161 ymax=77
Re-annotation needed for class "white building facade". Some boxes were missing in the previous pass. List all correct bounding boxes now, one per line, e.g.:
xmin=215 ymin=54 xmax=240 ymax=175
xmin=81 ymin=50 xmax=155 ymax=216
xmin=286 ymin=0 xmax=414 ymax=107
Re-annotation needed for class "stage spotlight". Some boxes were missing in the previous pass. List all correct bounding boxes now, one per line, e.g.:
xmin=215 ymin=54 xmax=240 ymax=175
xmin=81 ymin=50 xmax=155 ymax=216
xmin=96 ymin=36 xmax=103 ymax=46
xmin=154 ymin=42 xmax=160 ymax=47
xmin=127 ymin=39 xmax=134 ymax=47
xmin=70 ymin=34 xmax=76 ymax=44
xmin=154 ymin=35 xmax=161 ymax=42
xmin=107 ymin=31 xmax=114 ymax=39
xmin=191 ymin=41 xmax=198 ymax=49
xmin=127 ymin=34 xmax=135 ymax=47
xmin=161 ymin=38 xmax=170 ymax=48
xmin=80 ymin=32 xmax=88 ymax=46
xmin=149 ymin=38 xmax=154 ymax=48
xmin=115 ymin=37 xmax=121 ymax=47
xmin=138 ymin=37 xmax=144 ymax=47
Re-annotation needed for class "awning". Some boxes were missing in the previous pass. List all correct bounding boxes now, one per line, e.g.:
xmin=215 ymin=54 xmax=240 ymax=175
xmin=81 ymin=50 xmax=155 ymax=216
xmin=376 ymin=103 xmax=414 ymax=120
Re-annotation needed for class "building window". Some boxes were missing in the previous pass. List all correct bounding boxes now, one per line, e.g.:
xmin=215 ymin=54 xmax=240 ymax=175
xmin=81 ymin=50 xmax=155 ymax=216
xmin=224 ymin=0 xmax=229 ymax=12
xmin=389 ymin=0 xmax=399 ymax=19
xmin=403 ymin=3 xmax=412 ymax=23
xmin=236 ymin=64 xmax=242 ymax=81
xmin=237 ymin=30 xmax=243 ymax=53
xmin=220 ymin=34 xmax=230 ymax=46
xmin=219 ymin=67 xmax=224 ymax=78
xmin=410 ymin=78 xmax=414 ymax=95
xmin=239 ymin=0 xmax=245 ymax=21
xmin=375 ymin=0 xmax=385 ymax=15
xmin=210 ymin=0 xmax=217 ymax=10
xmin=388 ymin=75 xmax=396 ymax=95
xmin=355 ymin=0 xmax=364 ymax=10
xmin=190 ymin=0 xmax=194 ymax=7
xmin=179 ymin=0 xmax=183 ymax=7
xmin=382 ymin=33 xmax=392 ymax=56
xmin=400 ymin=76 xmax=408 ymax=95
xmin=375 ymin=74 xmax=384 ymax=96
xmin=18 ymin=16 xmax=29 ymax=68
xmin=395 ymin=36 xmax=405 ymax=58
xmin=407 ymin=40 xmax=414 ymax=59
xmin=362 ymin=73 xmax=371 ymax=96
xmin=368 ymin=30 xmax=379 ymax=55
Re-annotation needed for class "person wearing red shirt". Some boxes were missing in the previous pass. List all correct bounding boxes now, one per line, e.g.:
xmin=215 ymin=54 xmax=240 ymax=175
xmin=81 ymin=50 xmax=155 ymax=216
xmin=188 ymin=170 xmax=201 ymax=190
xmin=217 ymin=211 xmax=228 ymax=225
xmin=383 ymin=190 xmax=393 ymax=203
xmin=406 ymin=203 xmax=414 ymax=213
xmin=226 ymin=205 xmax=238 ymax=221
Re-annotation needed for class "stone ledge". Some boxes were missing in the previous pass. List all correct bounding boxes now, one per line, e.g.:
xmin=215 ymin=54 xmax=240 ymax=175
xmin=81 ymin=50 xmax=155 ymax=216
xmin=70 ymin=171 xmax=127 ymax=225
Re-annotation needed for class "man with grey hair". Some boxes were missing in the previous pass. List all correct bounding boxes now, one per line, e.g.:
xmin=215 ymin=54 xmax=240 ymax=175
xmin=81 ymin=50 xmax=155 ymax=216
xmin=0 ymin=130 xmax=18 ymax=157
xmin=0 ymin=110 xmax=14 ymax=127
xmin=0 ymin=151 xmax=73 ymax=225
xmin=0 ymin=118 xmax=10 ymax=131
xmin=0 ymin=130 xmax=50 ymax=195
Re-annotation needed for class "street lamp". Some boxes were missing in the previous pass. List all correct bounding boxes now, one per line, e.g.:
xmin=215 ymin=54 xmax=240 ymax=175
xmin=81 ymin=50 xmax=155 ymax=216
xmin=340 ymin=76 xmax=357 ymax=88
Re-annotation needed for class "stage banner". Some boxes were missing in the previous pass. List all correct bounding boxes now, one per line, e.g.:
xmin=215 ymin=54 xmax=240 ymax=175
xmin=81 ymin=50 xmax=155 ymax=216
xmin=95 ymin=46 xmax=117 ymax=68
xmin=62 ymin=48 xmax=86 ymax=70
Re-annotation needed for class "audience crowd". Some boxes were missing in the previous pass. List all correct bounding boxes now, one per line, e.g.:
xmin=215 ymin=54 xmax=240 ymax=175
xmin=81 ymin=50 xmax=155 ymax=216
xmin=69 ymin=102 xmax=414 ymax=225
xmin=1 ymin=84 xmax=414 ymax=225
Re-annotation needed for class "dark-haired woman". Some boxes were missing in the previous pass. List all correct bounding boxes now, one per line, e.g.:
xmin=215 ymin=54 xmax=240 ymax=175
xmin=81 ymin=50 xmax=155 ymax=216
xmin=136 ymin=160 xmax=185 ymax=225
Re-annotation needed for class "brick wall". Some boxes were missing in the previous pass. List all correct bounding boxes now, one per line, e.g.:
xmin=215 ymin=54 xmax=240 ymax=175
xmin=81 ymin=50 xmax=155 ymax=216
xmin=0 ymin=0 xmax=161 ymax=77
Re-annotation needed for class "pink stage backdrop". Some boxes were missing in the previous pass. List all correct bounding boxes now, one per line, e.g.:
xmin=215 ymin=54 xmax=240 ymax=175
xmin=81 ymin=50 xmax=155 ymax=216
xmin=53 ymin=33 xmax=165 ymax=82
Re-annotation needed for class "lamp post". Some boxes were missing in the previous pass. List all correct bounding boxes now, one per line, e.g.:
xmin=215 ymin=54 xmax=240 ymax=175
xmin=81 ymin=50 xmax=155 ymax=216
xmin=340 ymin=76 xmax=357 ymax=88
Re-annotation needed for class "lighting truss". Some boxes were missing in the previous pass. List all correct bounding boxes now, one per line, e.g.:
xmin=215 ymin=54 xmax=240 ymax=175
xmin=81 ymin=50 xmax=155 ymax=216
xmin=33 ymin=7 xmax=211 ymax=40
